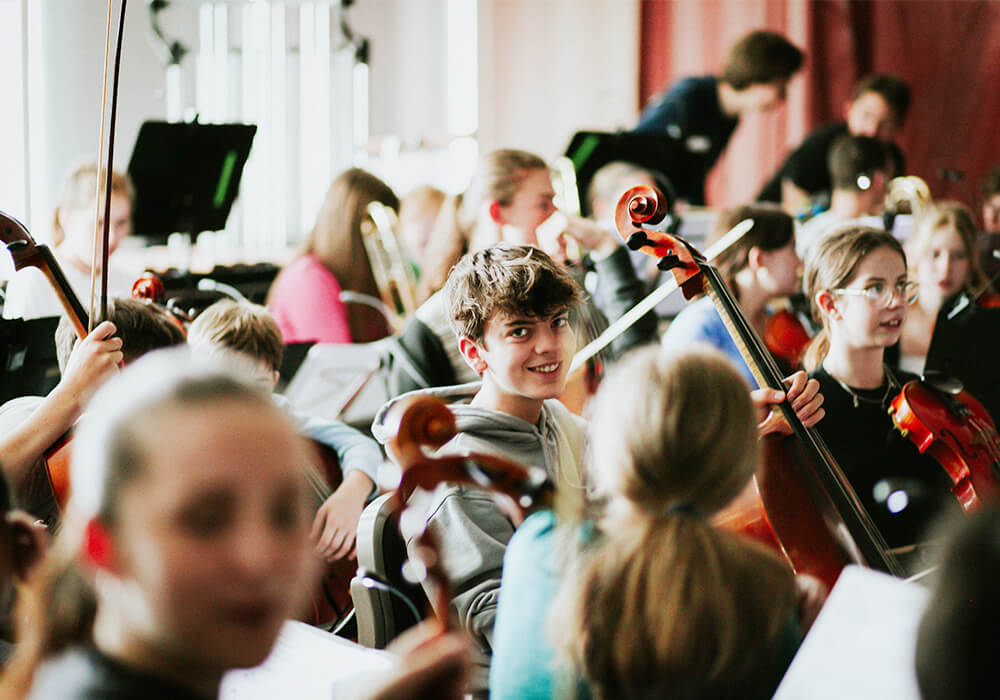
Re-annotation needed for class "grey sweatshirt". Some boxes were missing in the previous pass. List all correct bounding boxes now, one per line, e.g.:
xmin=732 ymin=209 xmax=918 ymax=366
xmin=371 ymin=382 xmax=586 ymax=695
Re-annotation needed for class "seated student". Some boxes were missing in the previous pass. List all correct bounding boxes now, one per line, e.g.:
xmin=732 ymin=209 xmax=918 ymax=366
xmin=398 ymin=184 xmax=447 ymax=285
xmin=0 ymin=349 xmax=317 ymax=699
xmin=796 ymin=134 xmax=891 ymax=260
xmin=978 ymin=166 xmax=1000 ymax=281
xmin=374 ymin=244 xmax=588 ymax=697
xmin=661 ymin=204 xmax=802 ymax=386
xmin=633 ymin=30 xmax=803 ymax=206
xmin=374 ymin=244 xmax=824 ymax=697
xmin=898 ymin=201 xmax=989 ymax=374
xmin=392 ymin=149 xmax=656 ymax=396
xmin=758 ymin=73 xmax=910 ymax=211
xmin=539 ymin=347 xmax=824 ymax=700
xmin=914 ymin=504 xmax=1000 ymax=700
xmin=584 ymin=160 xmax=665 ymax=290
xmin=982 ymin=166 xmax=1000 ymax=234
xmin=186 ymin=299 xmax=382 ymax=562
xmin=0 ymin=467 xmax=48 ymax=666
xmin=3 ymin=161 xmax=138 ymax=321
xmin=802 ymin=226 xmax=959 ymax=561
xmin=267 ymin=168 xmax=399 ymax=344
xmin=490 ymin=346 xmax=826 ymax=700
xmin=0 ymin=299 xmax=185 ymax=529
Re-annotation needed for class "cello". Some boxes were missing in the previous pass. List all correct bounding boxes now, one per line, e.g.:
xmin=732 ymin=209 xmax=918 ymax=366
xmin=377 ymin=394 xmax=553 ymax=631
xmin=615 ymin=185 xmax=905 ymax=588
xmin=0 ymin=211 xmax=94 ymax=509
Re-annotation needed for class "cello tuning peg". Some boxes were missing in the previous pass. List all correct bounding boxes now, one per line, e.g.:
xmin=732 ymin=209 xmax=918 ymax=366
xmin=626 ymin=231 xmax=651 ymax=250
xmin=657 ymin=255 xmax=682 ymax=272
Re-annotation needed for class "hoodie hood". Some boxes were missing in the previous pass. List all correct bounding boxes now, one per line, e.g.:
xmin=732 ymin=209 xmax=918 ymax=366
xmin=372 ymin=381 xmax=585 ymax=483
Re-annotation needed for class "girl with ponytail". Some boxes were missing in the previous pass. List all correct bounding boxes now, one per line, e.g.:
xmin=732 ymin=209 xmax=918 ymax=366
xmin=802 ymin=225 xmax=957 ymax=559
xmin=548 ymin=346 xmax=811 ymax=700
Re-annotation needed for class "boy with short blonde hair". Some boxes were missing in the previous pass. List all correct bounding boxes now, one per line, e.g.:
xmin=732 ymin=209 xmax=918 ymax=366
xmin=188 ymin=299 xmax=382 ymax=564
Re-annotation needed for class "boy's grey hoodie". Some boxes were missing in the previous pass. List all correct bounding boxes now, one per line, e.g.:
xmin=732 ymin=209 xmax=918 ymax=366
xmin=371 ymin=382 xmax=586 ymax=695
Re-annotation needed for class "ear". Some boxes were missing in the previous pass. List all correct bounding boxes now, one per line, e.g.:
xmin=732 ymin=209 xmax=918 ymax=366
xmin=747 ymin=246 xmax=765 ymax=271
xmin=81 ymin=518 xmax=117 ymax=572
xmin=458 ymin=337 xmax=488 ymax=374
xmin=4 ymin=510 xmax=49 ymax=581
xmin=815 ymin=289 xmax=841 ymax=320
xmin=487 ymin=200 xmax=504 ymax=226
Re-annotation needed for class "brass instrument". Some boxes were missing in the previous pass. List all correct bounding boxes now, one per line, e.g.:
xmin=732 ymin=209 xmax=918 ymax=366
xmin=887 ymin=175 xmax=933 ymax=217
xmin=360 ymin=201 xmax=418 ymax=330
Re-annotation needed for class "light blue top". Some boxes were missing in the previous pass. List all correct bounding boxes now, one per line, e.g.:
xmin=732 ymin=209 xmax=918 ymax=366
xmin=661 ymin=296 xmax=757 ymax=388
xmin=490 ymin=510 xmax=587 ymax=700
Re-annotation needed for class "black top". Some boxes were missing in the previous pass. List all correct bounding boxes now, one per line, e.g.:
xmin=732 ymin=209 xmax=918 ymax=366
xmin=757 ymin=122 xmax=906 ymax=203
xmin=633 ymin=76 xmax=739 ymax=205
xmin=810 ymin=366 xmax=959 ymax=552
xmin=28 ymin=645 xmax=211 ymax=700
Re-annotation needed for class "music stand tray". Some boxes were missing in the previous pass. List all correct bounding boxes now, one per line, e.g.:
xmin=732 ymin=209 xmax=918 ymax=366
xmin=127 ymin=120 xmax=256 ymax=240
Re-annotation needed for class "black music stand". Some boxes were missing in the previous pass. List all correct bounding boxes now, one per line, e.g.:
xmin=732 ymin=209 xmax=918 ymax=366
xmin=925 ymin=293 xmax=1000 ymax=423
xmin=0 ymin=317 xmax=61 ymax=402
xmin=563 ymin=130 xmax=681 ymax=217
xmin=127 ymin=120 xmax=256 ymax=242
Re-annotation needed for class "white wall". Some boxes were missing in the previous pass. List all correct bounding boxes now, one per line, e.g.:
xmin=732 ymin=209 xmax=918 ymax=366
xmin=478 ymin=0 xmax=640 ymax=162
xmin=14 ymin=0 xmax=640 ymax=244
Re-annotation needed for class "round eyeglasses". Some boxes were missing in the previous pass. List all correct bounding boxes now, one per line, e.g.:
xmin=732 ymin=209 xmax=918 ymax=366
xmin=832 ymin=280 xmax=919 ymax=307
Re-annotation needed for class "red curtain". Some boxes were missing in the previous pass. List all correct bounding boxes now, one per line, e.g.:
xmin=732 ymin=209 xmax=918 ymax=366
xmin=639 ymin=0 xmax=1000 ymax=217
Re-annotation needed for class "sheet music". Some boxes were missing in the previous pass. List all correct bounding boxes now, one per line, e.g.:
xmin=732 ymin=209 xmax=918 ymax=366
xmin=220 ymin=620 xmax=394 ymax=699
xmin=773 ymin=565 xmax=929 ymax=700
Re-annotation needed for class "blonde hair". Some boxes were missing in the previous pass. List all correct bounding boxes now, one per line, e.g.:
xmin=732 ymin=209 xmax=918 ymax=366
xmin=418 ymin=149 xmax=549 ymax=300
xmin=52 ymin=159 xmax=135 ymax=247
xmin=279 ymin=167 xmax=398 ymax=343
xmin=2 ymin=349 xmax=280 ymax=698
xmin=801 ymin=226 xmax=906 ymax=371
xmin=553 ymin=346 xmax=797 ymax=700
xmin=908 ymin=200 xmax=987 ymax=293
xmin=188 ymin=299 xmax=285 ymax=373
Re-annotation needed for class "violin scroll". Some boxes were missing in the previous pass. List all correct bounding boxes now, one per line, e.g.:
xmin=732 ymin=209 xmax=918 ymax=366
xmin=131 ymin=271 xmax=166 ymax=303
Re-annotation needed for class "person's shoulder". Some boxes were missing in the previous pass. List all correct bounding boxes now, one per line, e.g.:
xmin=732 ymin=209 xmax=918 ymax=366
xmin=541 ymin=397 xmax=587 ymax=433
xmin=800 ymin=121 xmax=848 ymax=149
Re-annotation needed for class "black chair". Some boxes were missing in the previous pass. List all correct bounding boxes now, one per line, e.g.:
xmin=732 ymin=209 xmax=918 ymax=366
xmin=0 ymin=316 xmax=61 ymax=403
xmin=350 ymin=493 xmax=429 ymax=649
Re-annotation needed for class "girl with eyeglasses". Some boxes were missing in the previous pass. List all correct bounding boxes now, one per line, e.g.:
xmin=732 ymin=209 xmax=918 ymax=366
xmin=802 ymin=225 xmax=958 ymax=562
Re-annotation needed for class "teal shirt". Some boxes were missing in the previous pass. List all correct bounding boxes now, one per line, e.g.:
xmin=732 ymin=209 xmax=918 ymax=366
xmin=490 ymin=510 xmax=587 ymax=700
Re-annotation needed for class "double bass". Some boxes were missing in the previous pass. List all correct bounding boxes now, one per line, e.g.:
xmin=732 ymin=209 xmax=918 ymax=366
xmin=615 ymin=185 xmax=904 ymax=588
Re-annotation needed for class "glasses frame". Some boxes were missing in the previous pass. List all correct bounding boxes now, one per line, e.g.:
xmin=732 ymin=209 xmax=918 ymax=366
xmin=832 ymin=280 xmax=919 ymax=307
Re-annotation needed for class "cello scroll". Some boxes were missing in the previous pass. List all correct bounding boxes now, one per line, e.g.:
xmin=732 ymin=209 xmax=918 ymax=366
xmin=380 ymin=395 xmax=552 ymax=632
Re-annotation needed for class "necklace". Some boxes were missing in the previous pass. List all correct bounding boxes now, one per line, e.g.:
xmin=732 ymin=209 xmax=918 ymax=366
xmin=827 ymin=363 xmax=901 ymax=409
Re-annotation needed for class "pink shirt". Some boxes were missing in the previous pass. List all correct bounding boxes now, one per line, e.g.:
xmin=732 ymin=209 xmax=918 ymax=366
xmin=268 ymin=255 xmax=352 ymax=343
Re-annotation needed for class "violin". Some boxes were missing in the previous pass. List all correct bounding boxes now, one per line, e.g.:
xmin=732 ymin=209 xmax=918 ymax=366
xmin=616 ymin=185 xmax=904 ymax=589
xmin=889 ymin=375 xmax=1000 ymax=511
xmin=380 ymin=394 xmax=552 ymax=632
xmin=130 ymin=271 xmax=192 ymax=332
xmin=763 ymin=305 xmax=812 ymax=372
